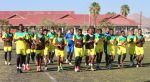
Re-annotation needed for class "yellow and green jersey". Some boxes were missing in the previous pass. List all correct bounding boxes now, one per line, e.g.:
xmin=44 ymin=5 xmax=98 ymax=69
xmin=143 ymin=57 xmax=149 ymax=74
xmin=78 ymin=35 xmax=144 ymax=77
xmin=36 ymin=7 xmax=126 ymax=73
xmin=73 ymin=34 xmax=85 ymax=48
xmin=85 ymin=34 xmax=95 ymax=49
xmin=14 ymin=32 xmax=29 ymax=49
xmin=2 ymin=32 xmax=13 ymax=46
xmin=134 ymin=34 xmax=145 ymax=47
xmin=127 ymin=34 xmax=136 ymax=46
xmin=117 ymin=35 xmax=127 ymax=46
xmin=106 ymin=35 xmax=116 ymax=46
xmin=53 ymin=37 xmax=66 ymax=50
xmin=94 ymin=33 xmax=105 ymax=47
xmin=34 ymin=33 xmax=45 ymax=50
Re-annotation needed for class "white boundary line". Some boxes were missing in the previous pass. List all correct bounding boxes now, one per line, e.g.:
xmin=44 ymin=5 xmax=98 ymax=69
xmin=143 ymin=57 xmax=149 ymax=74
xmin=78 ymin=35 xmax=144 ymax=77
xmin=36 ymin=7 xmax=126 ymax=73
xmin=45 ymin=72 xmax=58 ymax=82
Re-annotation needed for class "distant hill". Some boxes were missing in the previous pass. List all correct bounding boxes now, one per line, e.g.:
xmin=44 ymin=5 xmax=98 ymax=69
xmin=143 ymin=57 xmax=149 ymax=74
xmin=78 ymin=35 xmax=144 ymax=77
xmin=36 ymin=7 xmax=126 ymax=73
xmin=128 ymin=13 xmax=150 ymax=28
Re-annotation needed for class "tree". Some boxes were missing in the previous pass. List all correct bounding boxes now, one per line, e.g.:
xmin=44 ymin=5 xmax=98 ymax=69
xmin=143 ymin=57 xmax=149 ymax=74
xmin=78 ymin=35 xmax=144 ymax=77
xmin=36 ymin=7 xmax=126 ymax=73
xmin=90 ymin=2 xmax=100 ymax=27
xmin=121 ymin=4 xmax=130 ymax=17
xmin=0 ymin=19 xmax=9 ymax=31
xmin=106 ymin=12 xmax=116 ymax=15
xmin=99 ymin=20 xmax=114 ymax=30
xmin=40 ymin=18 xmax=55 ymax=29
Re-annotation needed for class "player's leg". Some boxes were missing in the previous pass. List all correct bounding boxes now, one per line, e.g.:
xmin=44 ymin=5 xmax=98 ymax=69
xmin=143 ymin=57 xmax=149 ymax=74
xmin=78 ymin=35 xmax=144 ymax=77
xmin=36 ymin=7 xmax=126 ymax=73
xmin=4 ymin=52 xmax=8 ymax=65
xmin=8 ymin=51 xmax=12 ymax=65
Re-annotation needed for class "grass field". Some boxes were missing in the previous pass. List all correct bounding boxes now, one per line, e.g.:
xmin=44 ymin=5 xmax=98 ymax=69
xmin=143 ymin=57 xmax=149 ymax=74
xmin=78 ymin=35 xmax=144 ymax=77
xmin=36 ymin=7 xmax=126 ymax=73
xmin=0 ymin=42 xmax=150 ymax=82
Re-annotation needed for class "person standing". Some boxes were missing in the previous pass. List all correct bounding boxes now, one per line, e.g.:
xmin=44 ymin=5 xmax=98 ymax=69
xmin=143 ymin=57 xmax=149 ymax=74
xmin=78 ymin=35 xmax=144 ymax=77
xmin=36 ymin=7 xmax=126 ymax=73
xmin=34 ymin=28 xmax=45 ymax=72
xmin=94 ymin=29 xmax=105 ymax=70
xmin=134 ymin=29 xmax=145 ymax=68
xmin=14 ymin=24 xmax=28 ymax=73
xmin=127 ymin=29 xmax=136 ymax=66
xmin=85 ymin=27 xmax=95 ymax=71
xmin=2 ymin=27 xmax=13 ymax=65
xmin=117 ymin=31 xmax=127 ymax=68
xmin=73 ymin=29 xmax=85 ymax=72
xmin=53 ymin=29 xmax=66 ymax=72
xmin=65 ymin=28 xmax=74 ymax=65
xmin=106 ymin=29 xmax=116 ymax=69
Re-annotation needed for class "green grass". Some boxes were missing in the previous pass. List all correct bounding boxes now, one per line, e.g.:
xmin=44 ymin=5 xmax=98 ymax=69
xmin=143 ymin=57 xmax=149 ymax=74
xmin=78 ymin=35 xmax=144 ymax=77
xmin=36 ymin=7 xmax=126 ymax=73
xmin=0 ymin=42 xmax=150 ymax=82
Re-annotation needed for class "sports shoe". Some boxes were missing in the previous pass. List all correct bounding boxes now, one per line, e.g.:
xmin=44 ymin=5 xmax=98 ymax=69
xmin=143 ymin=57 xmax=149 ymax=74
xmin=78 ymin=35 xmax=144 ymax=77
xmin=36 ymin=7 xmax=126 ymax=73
xmin=19 ymin=69 xmax=23 ymax=73
xmin=26 ymin=65 xmax=30 ymax=71
xmin=108 ymin=63 xmax=112 ymax=70
xmin=5 ymin=61 xmax=8 ymax=65
xmin=37 ymin=66 xmax=40 ymax=72
xmin=23 ymin=65 xmax=26 ymax=71
xmin=69 ymin=62 xmax=73 ymax=66
xmin=129 ymin=61 xmax=134 ymax=66
xmin=118 ymin=64 xmax=121 ymax=68
xmin=45 ymin=67 xmax=48 ymax=70
xmin=74 ymin=67 xmax=77 ymax=72
xmin=136 ymin=65 xmax=139 ymax=68
xmin=17 ymin=68 xmax=20 ymax=73
xmin=90 ymin=64 xmax=95 ymax=71
xmin=65 ymin=59 xmax=69 ymax=63
xmin=96 ymin=64 xmax=101 ymax=70
xmin=57 ymin=66 xmax=61 ymax=72
xmin=8 ymin=62 xmax=11 ymax=65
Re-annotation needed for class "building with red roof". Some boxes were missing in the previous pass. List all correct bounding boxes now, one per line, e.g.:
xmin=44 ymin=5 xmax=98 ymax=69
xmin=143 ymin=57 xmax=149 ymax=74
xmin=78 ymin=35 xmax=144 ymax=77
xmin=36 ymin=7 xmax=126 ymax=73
xmin=0 ymin=11 xmax=139 ymax=32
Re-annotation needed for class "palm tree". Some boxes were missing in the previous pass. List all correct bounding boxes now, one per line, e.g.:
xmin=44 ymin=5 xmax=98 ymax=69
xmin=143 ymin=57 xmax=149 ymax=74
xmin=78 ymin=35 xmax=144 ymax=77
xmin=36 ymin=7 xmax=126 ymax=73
xmin=121 ymin=4 xmax=130 ymax=17
xmin=90 ymin=2 xmax=100 ymax=27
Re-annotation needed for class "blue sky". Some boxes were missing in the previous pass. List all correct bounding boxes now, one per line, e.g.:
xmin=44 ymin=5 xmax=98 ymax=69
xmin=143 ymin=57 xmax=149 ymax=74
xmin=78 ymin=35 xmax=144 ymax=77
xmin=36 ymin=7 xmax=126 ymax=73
xmin=0 ymin=0 xmax=149 ymax=17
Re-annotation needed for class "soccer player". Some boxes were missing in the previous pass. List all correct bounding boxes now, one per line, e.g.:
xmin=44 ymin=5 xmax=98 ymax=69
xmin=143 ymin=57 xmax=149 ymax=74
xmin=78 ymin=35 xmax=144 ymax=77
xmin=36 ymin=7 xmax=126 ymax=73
xmin=65 ymin=28 xmax=74 ymax=65
xmin=30 ymin=30 xmax=36 ymax=63
xmin=106 ymin=29 xmax=116 ymax=69
xmin=47 ymin=27 xmax=56 ymax=64
xmin=34 ymin=28 xmax=45 ymax=72
xmin=14 ymin=24 xmax=28 ymax=73
xmin=134 ymin=29 xmax=145 ymax=68
xmin=2 ymin=27 xmax=13 ymax=65
xmin=117 ymin=31 xmax=127 ymax=68
xmin=22 ymin=28 xmax=32 ymax=71
xmin=94 ymin=29 xmax=105 ymax=70
xmin=73 ymin=29 xmax=85 ymax=72
xmin=53 ymin=29 xmax=66 ymax=72
xmin=85 ymin=27 xmax=95 ymax=71
xmin=43 ymin=29 xmax=49 ymax=70
xmin=103 ymin=27 xmax=110 ymax=67
xmin=127 ymin=29 xmax=136 ymax=66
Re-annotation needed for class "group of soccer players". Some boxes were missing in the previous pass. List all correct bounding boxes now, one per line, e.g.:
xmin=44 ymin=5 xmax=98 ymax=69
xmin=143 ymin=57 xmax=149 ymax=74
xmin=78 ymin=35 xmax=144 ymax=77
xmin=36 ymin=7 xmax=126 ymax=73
xmin=1 ymin=24 xmax=145 ymax=73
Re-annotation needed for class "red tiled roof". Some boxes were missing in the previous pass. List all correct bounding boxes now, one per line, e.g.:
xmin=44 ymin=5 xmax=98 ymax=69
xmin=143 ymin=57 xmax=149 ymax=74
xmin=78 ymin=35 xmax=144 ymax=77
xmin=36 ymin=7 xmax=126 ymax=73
xmin=0 ymin=11 xmax=138 ymax=26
